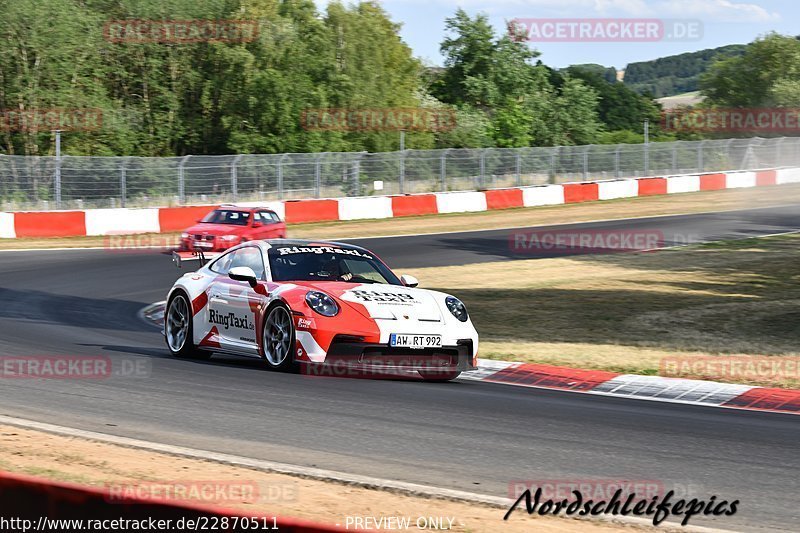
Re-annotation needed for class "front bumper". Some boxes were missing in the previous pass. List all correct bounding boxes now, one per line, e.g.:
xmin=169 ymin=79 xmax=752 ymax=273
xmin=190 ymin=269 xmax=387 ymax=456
xmin=320 ymin=339 xmax=477 ymax=372
xmin=179 ymin=237 xmax=240 ymax=252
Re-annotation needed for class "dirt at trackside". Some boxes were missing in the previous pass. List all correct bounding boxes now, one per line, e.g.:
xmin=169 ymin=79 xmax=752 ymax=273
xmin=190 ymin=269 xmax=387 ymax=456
xmin=0 ymin=424 xmax=649 ymax=533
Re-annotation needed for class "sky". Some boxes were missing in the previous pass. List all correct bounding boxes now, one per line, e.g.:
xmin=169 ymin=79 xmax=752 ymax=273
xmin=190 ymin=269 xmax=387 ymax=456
xmin=317 ymin=0 xmax=798 ymax=69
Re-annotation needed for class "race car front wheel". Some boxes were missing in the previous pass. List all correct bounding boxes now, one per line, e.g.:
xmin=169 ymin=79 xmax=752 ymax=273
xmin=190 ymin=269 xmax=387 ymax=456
xmin=262 ymin=303 xmax=296 ymax=372
xmin=165 ymin=292 xmax=210 ymax=360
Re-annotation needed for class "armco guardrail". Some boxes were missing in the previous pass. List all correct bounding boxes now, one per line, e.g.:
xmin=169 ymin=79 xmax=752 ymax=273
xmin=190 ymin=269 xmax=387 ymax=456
xmin=0 ymin=470 xmax=342 ymax=532
xmin=1 ymin=168 xmax=799 ymax=239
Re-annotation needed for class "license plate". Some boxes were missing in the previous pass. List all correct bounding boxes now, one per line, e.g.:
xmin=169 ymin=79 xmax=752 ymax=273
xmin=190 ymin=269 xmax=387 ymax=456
xmin=389 ymin=334 xmax=442 ymax=349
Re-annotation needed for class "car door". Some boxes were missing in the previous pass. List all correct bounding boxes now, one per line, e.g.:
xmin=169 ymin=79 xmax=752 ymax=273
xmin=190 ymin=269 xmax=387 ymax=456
xmin=215 ymin=246 xmax=266 ymax=353
xmin=250 ymin=211 xmax=269 ymax=240
xmin=254 ymin=210 xmax=284 ymax=239
xmin=203 ymin=248 xmax=257 ymax=354
xmin=204 ymin=250 xmax=235 ymax=346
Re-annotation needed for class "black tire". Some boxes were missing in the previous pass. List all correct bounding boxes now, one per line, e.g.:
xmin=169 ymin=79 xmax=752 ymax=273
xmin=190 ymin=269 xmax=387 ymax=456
xmin=418 ymin=370 xmax=461 ymax=382
xmin=165 ymin=292 xmax=211 ymax=360
xmin=261 ymin=303 xmax=297 ymax=372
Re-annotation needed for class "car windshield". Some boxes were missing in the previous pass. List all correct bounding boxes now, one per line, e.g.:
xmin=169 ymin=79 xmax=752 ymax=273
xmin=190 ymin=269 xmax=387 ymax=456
xmin=200 ymin=210 xmax=250 ymax=226
xmin=268 ymin=245 xmax=401 ymax=285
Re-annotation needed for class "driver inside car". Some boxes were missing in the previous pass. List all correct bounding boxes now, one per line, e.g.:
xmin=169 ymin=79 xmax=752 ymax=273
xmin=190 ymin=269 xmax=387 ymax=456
xmin=321 ymin=256 xmax=353 ymax=282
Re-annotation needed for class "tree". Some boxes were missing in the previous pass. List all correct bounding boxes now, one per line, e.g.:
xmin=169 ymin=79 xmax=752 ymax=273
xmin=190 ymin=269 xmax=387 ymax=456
xmin=433 ymin=9 xmax=497 ymax=108
xmin=562 ymin=65 xmax=661 ymax=134
xmin=547 ymin=77 xmax=601 ymax=146
xmin=701 ymin=33 xmax=800 ymax=107
xmin=433 ymin=9 xmax=603 ymax=148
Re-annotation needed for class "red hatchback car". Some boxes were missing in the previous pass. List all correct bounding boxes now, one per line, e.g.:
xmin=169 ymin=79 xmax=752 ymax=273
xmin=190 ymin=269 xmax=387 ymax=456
xmin=179 ymin=206 xmax=287 ymax=252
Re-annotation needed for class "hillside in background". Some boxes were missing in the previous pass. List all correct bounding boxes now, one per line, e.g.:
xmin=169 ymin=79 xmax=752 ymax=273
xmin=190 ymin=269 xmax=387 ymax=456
xmin=623 ymin=44 xmax=747 ymax=97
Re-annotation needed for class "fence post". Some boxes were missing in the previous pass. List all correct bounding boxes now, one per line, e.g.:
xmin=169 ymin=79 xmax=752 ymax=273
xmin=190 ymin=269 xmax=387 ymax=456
xmin=724 ymin=139 xmax=735 ymax=171
xmin=793 ymin=138 xmax=800 ymax=165
xmin=353 ymin=155 xmax=360 ymax=196
xmin=515 ymin=151 xmax=522 ymax=186
xmin=399 ymin=150 xmax=406 ymax=194
xmin=792 ymin=138 xmax=800 ymax=165
xmin=178 ymin=155 xmax=191 ymax=204
xmin=353 ymin=152 xmax=367 ymax=196
xmin=583 ymin=145 xmax=591 ymax=181
xmin=672 ymin=142 xmax=678 ymax=173
xmin=440 ymin=149 xmax=450 ymax=192
xmin=315 ymin=153 xmax=325 ymax=198
xmin=120 ymin=158 xmax=128 ymax=208
xmin=277 ymin=154 xmax=289 ymax=200
xmin=479 ymin=149 xmax=486 ymax=189
xmin=54 ymin=131 xmax=62 ymax=209
xmin=794 ymin=138 xmax=799 ymax=166
xmin=614 ymin=145 xmax=621 ymax=178
xmin=231 ymin=154 xmax=243 ymax=202
xmin=698 ymin=140 xmax=706 ymax=172
xmin=549 ymin=146 xmax=558 ymax=184
xmin=775 ymin=137 xmax=784 ymax=167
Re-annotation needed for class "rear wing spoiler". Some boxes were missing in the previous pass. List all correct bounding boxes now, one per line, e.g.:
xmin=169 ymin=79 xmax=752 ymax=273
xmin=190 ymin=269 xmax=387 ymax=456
xmin=172 ymin=250 xmax=221 ymax=268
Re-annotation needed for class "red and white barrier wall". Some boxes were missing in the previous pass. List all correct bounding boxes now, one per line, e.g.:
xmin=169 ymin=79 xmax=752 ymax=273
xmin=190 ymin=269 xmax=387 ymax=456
xmin=2 ymin=168 xmax=798 ymax=239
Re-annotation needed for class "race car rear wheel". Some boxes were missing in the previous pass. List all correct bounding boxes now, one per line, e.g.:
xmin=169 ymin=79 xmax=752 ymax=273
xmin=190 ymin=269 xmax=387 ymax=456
xmin=165 ymin=292 xmax=210 ymax=360
xmin=262 ymin=303 xmax=296 ymax=372
xmin=418 ymin=370 xmax=461 ymax=382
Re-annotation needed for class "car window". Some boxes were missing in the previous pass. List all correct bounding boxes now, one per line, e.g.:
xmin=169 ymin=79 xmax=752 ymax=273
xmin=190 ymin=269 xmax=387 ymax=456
xmin=256 ymin=210 xmax=279 ymax=224
xmin=341 ymin=258 xmax=386 ymax=283
xmin=268 ymin=245 xmax=400 ymax=285
xmin=209 ymin=250 xmax=235 ymax=275
xmin=201 ymin=209 xmax=251 ymax=226
xmin=228 ymin=246 xmax=267 ymax=280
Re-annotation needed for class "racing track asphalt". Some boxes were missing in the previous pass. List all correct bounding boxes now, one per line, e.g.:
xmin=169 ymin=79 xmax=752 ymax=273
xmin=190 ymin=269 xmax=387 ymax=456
xmin=0 ymin=205 xmax=799 ymax=531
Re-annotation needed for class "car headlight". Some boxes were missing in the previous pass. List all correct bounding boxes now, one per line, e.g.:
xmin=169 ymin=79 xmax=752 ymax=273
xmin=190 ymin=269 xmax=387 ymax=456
xmin=445 ymin=296 xmax=468 ymax=322
xmin=180 ymin=232 xmax=189 ymax=239
xmin=306 ymin=291 xmax=339 ymax=317
xmin=220 ymin=235 xmax=239 ymax=242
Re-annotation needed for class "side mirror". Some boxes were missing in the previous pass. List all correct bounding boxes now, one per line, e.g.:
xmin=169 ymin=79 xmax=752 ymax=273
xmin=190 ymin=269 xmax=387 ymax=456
xmin=229 ymin=266 xmax=258 ymax=288
xmin=400 ymin=274 xmax=419 ymax=288
xmin=252 ymin=221 xmax=262 ymax=228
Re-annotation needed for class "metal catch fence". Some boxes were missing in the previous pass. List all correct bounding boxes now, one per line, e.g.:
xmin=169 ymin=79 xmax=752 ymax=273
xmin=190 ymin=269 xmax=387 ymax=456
xmin=1 ymin=137 xmax=798 ymax=211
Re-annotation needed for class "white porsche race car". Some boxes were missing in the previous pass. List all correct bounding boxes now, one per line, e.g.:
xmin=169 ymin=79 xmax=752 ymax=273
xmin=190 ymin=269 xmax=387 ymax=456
xmin=165 ymin=240 xmax=479 ymax=381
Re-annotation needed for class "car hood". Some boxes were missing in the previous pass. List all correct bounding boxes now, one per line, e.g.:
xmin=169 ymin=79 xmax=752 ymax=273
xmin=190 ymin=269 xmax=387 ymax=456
xmin=296 ymin=281 xmax=444 ymax=322
xmin=184 ymin=223 xmax=248 ymax=236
